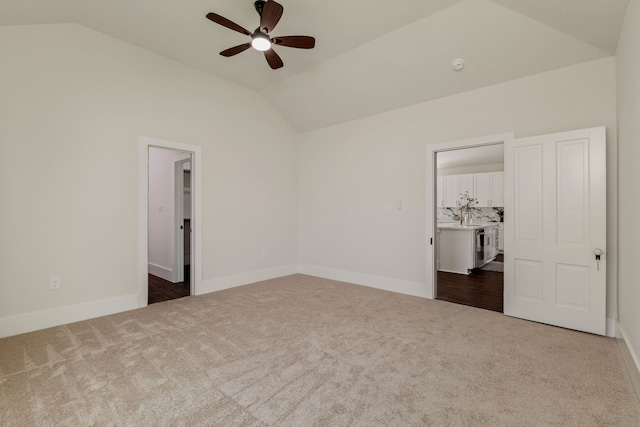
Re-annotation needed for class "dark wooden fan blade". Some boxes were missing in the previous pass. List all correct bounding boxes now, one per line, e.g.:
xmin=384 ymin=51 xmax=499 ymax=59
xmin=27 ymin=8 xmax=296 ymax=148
xmin=220 ymin=43 xmax=252 ymax=57
xmin=206 ymin=12 xmax=251 ymax=36
xmin=264 ymin=48 xmax=284 ymax=69
xmin=260 ymin=0 xmax=284 ymax=33
xmin=272 ymin=36 xmax=315 ymax=49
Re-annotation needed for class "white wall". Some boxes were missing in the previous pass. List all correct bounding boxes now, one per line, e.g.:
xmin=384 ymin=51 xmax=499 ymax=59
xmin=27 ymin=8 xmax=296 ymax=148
xmin=616 ymin=0 xmax=640 ymax=371
xmin=0 ymin=24 xmax=298 ymax=336
xmin=0 ymin=23 xmax=624 ymax=340
xmin=148 ymin=147 xmax=190 ymax=281
xmin=298 ymin=57 xmax=618 ymax=310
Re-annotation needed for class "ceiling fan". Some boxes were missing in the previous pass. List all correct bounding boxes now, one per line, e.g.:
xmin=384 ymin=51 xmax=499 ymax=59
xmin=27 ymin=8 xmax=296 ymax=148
xmin=206 ymin=0 xmax=316 ymax=70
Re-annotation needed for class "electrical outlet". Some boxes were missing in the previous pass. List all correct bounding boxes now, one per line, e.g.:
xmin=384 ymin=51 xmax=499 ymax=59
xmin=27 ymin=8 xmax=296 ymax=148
xmin=261 ymin=250 xmax=266 ymax=259
xmin=312 ymin=254 xmax=317 ymax=263
xmin=50 ymin=277 xmax=60 ymax=290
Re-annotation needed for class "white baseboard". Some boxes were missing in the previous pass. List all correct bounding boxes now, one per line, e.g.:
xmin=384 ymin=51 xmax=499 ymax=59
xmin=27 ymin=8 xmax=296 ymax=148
xmin=0 ymin=293 xmax=140 ymax=339
xmin=617 ymin=322 xmax=640 ymax=379
xmin=148 ymin=263 xmax=173 ymax=282
xmin=299 ymin=265 xmax=431 ymax=299
xmin=198 ymin=265 xmax=298 ymax=295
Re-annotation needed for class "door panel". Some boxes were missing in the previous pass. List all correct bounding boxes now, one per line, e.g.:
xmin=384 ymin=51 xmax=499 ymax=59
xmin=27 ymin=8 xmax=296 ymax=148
xmin=557 ymin=139 xmax=589 ymax=245
xmin=504 ymin=127 xmax=606 ymax=335
xmin=555 ymin=264 xmax=589 ymax=310
xmin=514 ymin=145 xmax=543 ymax=243
xmin=514 ymin=259 xmax=543 ymax=302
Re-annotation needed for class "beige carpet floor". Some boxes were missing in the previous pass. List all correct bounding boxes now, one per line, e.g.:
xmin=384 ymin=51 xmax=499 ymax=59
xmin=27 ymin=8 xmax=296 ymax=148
xmin=1 ymin=274 xmax=639 ymax=426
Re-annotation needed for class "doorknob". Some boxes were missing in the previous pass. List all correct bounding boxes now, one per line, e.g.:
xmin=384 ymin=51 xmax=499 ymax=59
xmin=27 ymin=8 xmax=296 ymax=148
xmin=594 ymin=248 xmax=603 ymax=271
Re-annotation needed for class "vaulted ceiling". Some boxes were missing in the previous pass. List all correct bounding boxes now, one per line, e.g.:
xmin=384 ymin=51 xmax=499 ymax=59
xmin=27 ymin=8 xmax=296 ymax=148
xmin=1 ymin=0 xmax=630 ymax=132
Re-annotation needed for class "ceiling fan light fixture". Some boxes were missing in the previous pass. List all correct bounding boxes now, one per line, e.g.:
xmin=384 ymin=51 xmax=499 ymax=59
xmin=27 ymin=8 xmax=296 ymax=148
xmin=251 ymin=32 xmax=271 ymax=51
xmin=207 ymin=0 xmax=314 ymax=69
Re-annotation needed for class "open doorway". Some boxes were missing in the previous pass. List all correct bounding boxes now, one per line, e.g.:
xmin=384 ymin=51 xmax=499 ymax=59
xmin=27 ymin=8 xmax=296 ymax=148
xmin=147 ymin=147 xmax=193 ymax=305
xmin=434 ymin=144 xmax=505 ymax=312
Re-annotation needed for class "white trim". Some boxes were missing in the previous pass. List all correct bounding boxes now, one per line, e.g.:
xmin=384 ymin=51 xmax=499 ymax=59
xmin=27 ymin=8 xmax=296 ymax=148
xmin=618 ymin=322 xmax=640 ymax=378
xmin=299 ymin=265 xmax=429 ymax=299
xmin=606 ymin=317 xmax=616 ymax=337
xmin=174 ymin=157 xmax=191 ymax=284
xmin=148 ymin=262 xmax=173 ymax=281
xmin=0 ymin=294 xmax=139 ymax=338
xmin=426 ymin=133 xmax=514 ymax=301
xmin=199 ymin=265 xmax=299 ymax=295
xmin=139 ymin=136 xmax=203 ymax=308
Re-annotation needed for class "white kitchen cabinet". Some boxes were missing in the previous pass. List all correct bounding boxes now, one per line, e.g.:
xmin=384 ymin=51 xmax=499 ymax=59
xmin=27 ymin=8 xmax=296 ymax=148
xmin=491 ymin=172 xmax=504 ymax=207
xmin=439 ymin=172 xmax=503 ymax=208
xmin=473 ymin=171 xmax=504 ymax=207
xmin=438 ymin=224 xmax=499 ymax=274
xmin=474 ymin=173 xmax=492 ymax=206
xmin=484 ymin=225 xmax=499 ymax=259
xmin=498 ymin=223 xmax=504 ymax=252
xmin=438 ymin=228 xmax=476 ymax=274
xmin=442 ymin=174 xmax=474 ymax=207
xmin=443 ymin=175 xmax=459 ymax=207
xmin=459 ymin=174 xmax=474 ymax=198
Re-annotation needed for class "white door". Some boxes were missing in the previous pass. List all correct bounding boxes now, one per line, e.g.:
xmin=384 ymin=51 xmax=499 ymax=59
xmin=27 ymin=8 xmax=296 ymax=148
xmin=504 ymin=127 xmax=606 ymax=335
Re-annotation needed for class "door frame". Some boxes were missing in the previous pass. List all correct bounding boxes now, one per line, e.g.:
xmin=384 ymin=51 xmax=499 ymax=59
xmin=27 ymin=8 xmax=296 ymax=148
xmin=139 ymin=136 xmax=203 ymax=307
xmin=426 ymin=133 xmax=514 ymax=300
xmin=174 ymin=157 xmax=191 ymax=284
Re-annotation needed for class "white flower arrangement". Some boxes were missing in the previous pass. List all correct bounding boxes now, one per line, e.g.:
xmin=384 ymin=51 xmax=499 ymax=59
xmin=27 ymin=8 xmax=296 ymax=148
xmin=458 ymin=191 xmax=478 ymax=214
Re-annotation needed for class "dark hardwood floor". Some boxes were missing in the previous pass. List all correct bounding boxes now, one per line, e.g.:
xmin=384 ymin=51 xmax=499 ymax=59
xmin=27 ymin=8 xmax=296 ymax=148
xmin=148 ymin=266 xmax=190 ymax=305
xmin=436 ymin=255 xmax=504 ymax=313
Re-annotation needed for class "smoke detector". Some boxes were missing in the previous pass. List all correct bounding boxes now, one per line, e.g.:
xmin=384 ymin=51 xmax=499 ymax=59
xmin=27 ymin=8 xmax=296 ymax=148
xmin=452 ymin=58 xmax=465 ymax=72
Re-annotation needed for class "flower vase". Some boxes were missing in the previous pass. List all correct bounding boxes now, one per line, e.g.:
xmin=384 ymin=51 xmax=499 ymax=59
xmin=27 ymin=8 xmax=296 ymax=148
xmin=463 ymin=211 xmax=472 ymax=225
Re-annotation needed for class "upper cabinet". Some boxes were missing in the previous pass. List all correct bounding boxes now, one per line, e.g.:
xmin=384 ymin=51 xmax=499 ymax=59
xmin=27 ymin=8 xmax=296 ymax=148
xmin=441 ymin=174 xmax=474 ymax=207
xmin=442 ymin=175 xmax=458 ymax=207
xmin=459 ymin=174 xmax=474 ymax=198
xmin=474 ymin=172 xmax=504 ymax=207
xmin=437 ymin=171 xmax=504 ymax=208
xmin=490 ymin=172 xmax=504 ymax=207
xmin=474 ymin=173 xmax=492 ymax=206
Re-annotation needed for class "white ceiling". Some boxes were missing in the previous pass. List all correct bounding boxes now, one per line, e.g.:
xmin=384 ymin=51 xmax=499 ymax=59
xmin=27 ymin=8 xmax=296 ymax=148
xmin=437 ymin=144 xmax=504 ymax=169
xmin=0 ymin=0 xmax=630 ymax=132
